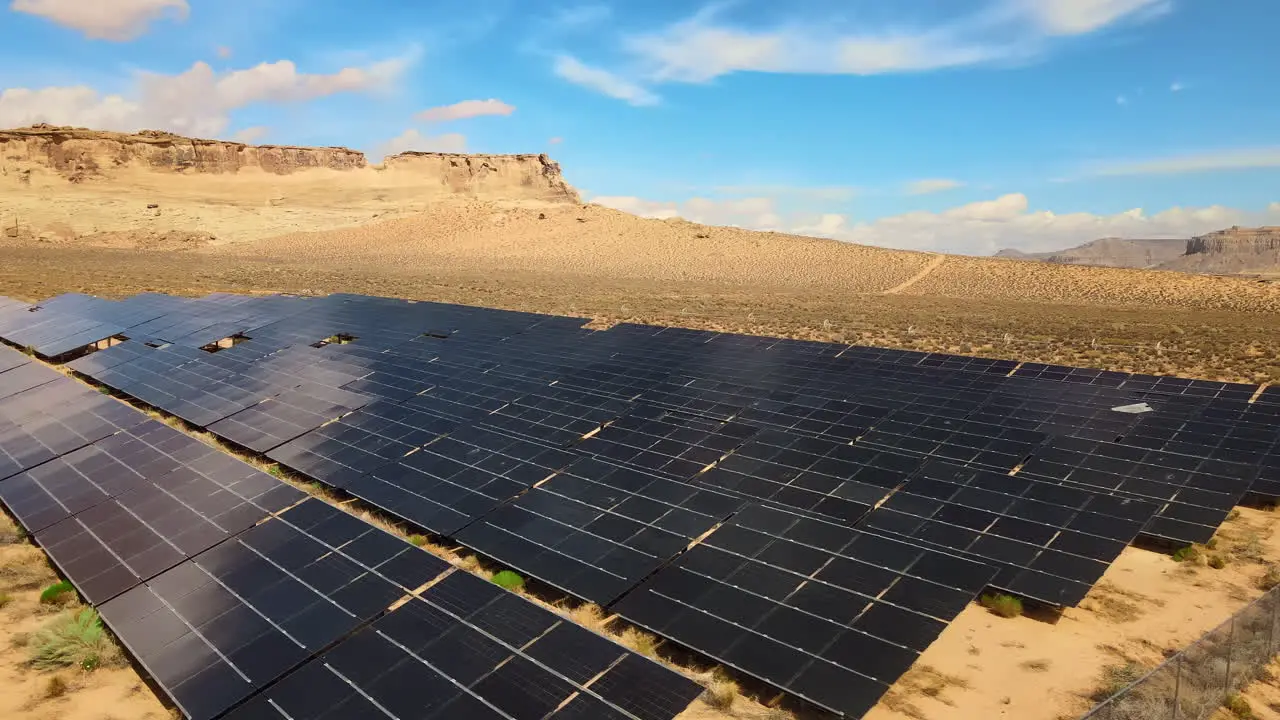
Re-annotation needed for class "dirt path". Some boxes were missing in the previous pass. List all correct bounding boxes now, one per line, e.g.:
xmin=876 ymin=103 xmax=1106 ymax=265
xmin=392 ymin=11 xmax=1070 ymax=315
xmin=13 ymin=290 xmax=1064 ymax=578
xmin=883 ymin=253 xmax=947 ymax=295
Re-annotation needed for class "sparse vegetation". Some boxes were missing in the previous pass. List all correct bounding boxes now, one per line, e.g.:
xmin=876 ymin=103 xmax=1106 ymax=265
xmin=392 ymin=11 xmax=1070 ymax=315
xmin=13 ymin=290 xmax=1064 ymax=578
xmin=490 ymin=570 xmax=525 ymax=591
xmin=1021 ymin=659 xmax=1051 ymax=672
xmin=1258 ymin=564 xmax=1280 ymax=591
xmin=407 ymin=534 xmax=428 ymax=547
xmin=29 ymin=608 xmax=119 ymax=671
xmin=979 ymin=593 xmax=1024 ymax=618
xmin=704 ymin=671 xmax=740 ymax=711
xmin=1090 ymin=661 xmax=1149 ymax=702
xmin=1209 ymin=553 xmax=1229 ymax=569
xmin=39 ymin=581 xmax=75 ymax=605
xmin=0 ymin=592 xmax=11 ymax=609
xmin=619 ymin=626 xmax=660 ymax=658
xmin=1225 ymin=693 xmax=1255 ymax=718
xmin=44 ymin=675 xmax=68 ymax=698
xmin=1173 ymin=545 xmax=1203 ymax=563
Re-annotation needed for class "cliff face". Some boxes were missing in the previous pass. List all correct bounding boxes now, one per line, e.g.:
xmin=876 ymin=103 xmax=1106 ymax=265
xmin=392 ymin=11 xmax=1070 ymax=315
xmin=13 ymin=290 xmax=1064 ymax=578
xmin=1185 ymin=226 xmax=1280 ymax=255
xmin=1160 ymin=226 xmax=1280 ymax=274
xmin=0 ymin=125 xmax=579 ymax=203
xmin=0 ymin=124 xmax=366 ymax=179
xmin=380 ymin=151 xmax=580 ymax=203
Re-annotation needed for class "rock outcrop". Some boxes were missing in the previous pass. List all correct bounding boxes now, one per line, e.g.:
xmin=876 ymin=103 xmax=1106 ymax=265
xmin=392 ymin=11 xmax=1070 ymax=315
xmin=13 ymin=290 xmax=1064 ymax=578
xmin=1160 ymin=226 xmax=1280 ymax=274
xmin=0 ymin=124 xmax=579 ymax=203
xmin=0 ymin=124 xmax=366 ymax=179
xmin=381 ymin=151 xmax=580 ymax=203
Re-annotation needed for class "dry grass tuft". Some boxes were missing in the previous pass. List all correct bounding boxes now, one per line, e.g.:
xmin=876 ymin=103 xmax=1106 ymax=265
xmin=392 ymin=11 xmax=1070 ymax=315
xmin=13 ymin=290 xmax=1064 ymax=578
xmin=703 ymin=670 xmax=740 ymax=711
xmin=619 ymin=626 xmax=661 ymax=658
xmin=1022 ymin=659 xmax=1052 ymax=672
xmin=29 ymin=608 xmax=122 ymax=671
xmin=0 ymin=543 xmax=52 ymax=592
xmin=44 ymin=674 xmax=68 ymax=699
xmin=566 ymin=603 xmax=611 ymax=634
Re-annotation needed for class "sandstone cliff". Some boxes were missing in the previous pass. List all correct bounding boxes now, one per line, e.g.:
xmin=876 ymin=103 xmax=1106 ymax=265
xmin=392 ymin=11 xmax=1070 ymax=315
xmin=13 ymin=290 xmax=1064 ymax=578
xmin=1160 ymin=226 xmax=1280 ymax=274
xmin=0 ymin=124 xmax=578 ymax=203
xmin=381 ymin=151 xmax=580 ymax=203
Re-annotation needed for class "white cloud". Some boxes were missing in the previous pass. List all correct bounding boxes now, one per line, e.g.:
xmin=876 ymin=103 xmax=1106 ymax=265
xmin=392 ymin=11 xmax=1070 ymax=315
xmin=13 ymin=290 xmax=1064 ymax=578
xmin=548 ymin=136 xmax=563 ymax=144
xmin=374 ymin=128 xmax=467 ymax=160
xmin=1170 ymin=80 xmax=1184 ymax=92
xmin=0 ymin=53 xmax=415 ymax=139
xmin=906 ymin=178 xmax=964 ymax=195
xmin=1017 ymin=0 xmax=1170 ymax=36
xmin=553 ymin=55 xmax=660 ymax=106
xmin=626 ymin=21 xmax=1006 ymax=84
xmin=592 ymin=191 xmax=1280 ymax=256
xmin=10 ymin=0 xmax=189 ymax=41
xmin=416 ymin=99 xmax=515 ymax=122
xmin=1088 ymin=147 xmax=1280 ymax=176
xmin=230 ymin=126 xmax=268 ymax=143
xmin=564 ymin=2 xmax=1167 ymax=103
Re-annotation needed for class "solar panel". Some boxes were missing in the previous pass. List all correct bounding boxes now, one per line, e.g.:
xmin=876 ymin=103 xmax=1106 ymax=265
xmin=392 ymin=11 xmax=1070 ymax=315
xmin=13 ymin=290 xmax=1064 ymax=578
xmin=345 ymin=425 xmax=577 ymax=535
xmin=615 ymin=503 xmax=997 ymax=718
xmin=457 ymin=457 xmax=746 ymax=604
xmin=98 ymin=499 xmax=450 ymax=720
xmin=577 ymin=404 xmax=759 ymax=480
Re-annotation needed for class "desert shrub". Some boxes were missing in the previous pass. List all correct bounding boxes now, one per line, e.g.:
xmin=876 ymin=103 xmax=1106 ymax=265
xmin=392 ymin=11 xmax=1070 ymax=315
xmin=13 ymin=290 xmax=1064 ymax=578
xmin=1173 ymin=545 xmax=1202 ymax=563
xmin=1090 ymin=661 xmax=1148 ymax=702
xmin=39 ymin=580 xmax=75 ymax=605
xmin=30 ymin=608 xmax=119 ymax=671
xmin=1209 ymin=554 xmax=1229 ymax=569
xmin=0 ymin=592 xmax=11 ymax=609
xmin=704 ymin=671 xmax=739 ymax=711
xmin=619 ymin=626 xmax=659 ymax=657
xmin=979 ymin=593 xmax=1023 ymax=618
xmin=407 ymin=534 xmax=428 ymax=547
xmin=1225 ymin=693 xmax=1255 ymax=718
xmin=490 ymin=570 xmax=525 ymax=591
xmin=45 ymin=675 xmax=68 ymax=698
xmin=1258 ymin=564 xmax=1280 ymax=590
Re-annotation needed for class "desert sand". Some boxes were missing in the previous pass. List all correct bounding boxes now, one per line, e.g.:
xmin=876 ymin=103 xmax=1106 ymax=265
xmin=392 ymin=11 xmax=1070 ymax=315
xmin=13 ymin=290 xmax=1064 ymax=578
xmin=2 ymin=126 xmax=1280 ymax=720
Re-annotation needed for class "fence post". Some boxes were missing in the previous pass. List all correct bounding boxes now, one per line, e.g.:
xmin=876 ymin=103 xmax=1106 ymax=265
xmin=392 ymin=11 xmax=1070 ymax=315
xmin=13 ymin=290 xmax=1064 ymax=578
xmin=1226 ymin=615 xmax=1236 ymax=697
xmin=1171 ymin=653 xmax=1181 ymax=720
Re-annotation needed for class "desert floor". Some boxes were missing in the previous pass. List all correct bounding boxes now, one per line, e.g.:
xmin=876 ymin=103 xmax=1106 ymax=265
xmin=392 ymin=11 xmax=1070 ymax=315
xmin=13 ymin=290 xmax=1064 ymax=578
xmin=2 ymin=175 xmax=1280 ymax=719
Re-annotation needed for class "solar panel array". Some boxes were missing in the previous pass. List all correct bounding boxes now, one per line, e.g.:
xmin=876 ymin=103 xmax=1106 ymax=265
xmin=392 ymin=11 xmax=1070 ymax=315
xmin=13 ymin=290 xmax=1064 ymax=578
xmin=2 ymin=290 xmax=1277 ymax=718
xmin=0 ymin=335 xmax=701 ymax=720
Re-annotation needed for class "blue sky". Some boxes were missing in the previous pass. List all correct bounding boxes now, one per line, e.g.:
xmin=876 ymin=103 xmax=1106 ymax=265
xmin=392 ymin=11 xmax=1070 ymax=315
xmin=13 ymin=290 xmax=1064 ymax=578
xmin=1 ymin=0 xmax=1277 ymax=254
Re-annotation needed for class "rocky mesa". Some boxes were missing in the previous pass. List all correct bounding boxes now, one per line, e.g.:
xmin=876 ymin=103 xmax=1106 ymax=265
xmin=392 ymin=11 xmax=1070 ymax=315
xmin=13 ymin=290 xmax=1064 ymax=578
xmin=0 ymin=124 xmax=579 ymax=203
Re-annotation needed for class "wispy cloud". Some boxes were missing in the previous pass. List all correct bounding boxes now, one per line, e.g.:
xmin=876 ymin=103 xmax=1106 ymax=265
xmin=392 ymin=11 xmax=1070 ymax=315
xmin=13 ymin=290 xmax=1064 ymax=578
xmin=553 ymin=54 xmax=660 ymax=106
xmin=1088 ymin=147 xmax=1280 ymax=177
xmin=558 ymin=0 xmax=1169 ymax=105
xmin=374 ymin=128 xmax=466 ymax=160
xmin=548 ymin=3 xmax=611 ymax=29
xmin=906 ymin=178 xmax=964 ymax=195
xmin=712 ymin=184 xmax=858 ymax=202
xmin=416 ymin=98 xmax=514 ymax=122
xmin=1170 ymin=80 xmax=1185 ymax=92
xmin=1116 ymin=94 xmax=1128 ymax=105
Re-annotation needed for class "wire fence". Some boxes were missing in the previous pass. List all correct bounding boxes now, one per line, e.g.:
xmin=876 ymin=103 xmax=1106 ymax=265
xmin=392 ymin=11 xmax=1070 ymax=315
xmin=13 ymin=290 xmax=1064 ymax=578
xmin=1081 ymin=585 xmax=1280 ymax=719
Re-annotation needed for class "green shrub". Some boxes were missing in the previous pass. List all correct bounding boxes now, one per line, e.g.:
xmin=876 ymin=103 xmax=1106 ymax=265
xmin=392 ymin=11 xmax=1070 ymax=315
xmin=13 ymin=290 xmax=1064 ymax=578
xmin=408 ymin=535 xmax=428 ymax=547
xmin=30 ymin=608 xmax=118 ymax=671
xmin=39 ymin=580 xmax=74 ymax=605
xmin=0 ymin=592 xmax=12 ymax=609
xmin=1172 ymin=545 xmax=1202 ymax=563
xmin=979 ymin=593 xmax=1023 ymax=618
xmin=491 ymin=570 xmax=525 ymax=591
xmin=1225 ymin=692 xmax=1254 ymax=719
xmin=1208 ymin=554 xmax=1229 ymax=569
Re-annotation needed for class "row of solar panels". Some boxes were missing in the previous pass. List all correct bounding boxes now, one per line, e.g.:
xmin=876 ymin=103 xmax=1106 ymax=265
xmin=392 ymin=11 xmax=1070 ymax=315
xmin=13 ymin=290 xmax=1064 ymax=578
xmin=3 ymin=291 xmax=1278 ymax=718
xmin=0 ymin=345 xmax=704 ymax=720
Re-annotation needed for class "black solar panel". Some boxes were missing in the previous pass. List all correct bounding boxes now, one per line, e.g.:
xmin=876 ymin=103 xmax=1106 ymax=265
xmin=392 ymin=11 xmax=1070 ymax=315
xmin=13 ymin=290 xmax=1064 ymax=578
xmin=615 ymin=504 xmax=997 ymax=718
xmin=457 ymin=457 xmax=747 ymax=604
xmin=577 ymin=404 xmax=759 ymax=480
